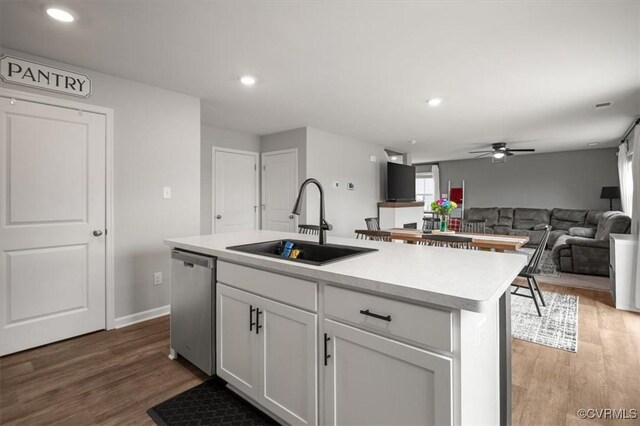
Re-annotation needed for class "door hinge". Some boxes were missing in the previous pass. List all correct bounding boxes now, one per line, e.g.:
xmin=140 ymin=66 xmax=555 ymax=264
xmin=254 ymin=164 xmax=257 ymax=171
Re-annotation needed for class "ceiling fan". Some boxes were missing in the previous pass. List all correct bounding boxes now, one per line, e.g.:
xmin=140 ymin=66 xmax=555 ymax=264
xmin=469 ymin=142 xmax=535 ymax=161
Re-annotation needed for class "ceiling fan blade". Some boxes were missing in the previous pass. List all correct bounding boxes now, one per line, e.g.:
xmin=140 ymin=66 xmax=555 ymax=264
xmin=468 ymin=150 xmax=493 ymax=154
xmin=505 ymin=149 xmax=536 ymax=152
xmin=474 ymin=153 xmax=493 ymax=159
xmin=505 ymin=151 xmax=515 ymax=156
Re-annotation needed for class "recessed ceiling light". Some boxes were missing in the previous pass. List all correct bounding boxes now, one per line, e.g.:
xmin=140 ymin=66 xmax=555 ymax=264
xmin=46 ymin=6 xmax=76 ymax=23
xmin=427 ymin=98 xmax=442 ymax=107
xmin=409 ymin=140 xmax=417 ymax=144
xmin=240 ymin=75 xmax=256 ymax=86
xmin=587 ymin=142 xmax=599 ymax=146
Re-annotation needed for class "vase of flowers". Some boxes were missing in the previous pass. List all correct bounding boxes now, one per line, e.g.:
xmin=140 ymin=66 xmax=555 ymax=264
xmin=430 ymin=198 xmax=458 ymax=233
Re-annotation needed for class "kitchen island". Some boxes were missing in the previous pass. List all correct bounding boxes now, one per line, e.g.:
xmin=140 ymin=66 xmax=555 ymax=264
xmin=165 ymin=230 xmax=527 ymax=426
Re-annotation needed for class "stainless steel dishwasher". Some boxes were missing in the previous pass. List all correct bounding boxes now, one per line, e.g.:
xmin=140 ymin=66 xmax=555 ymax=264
xmin=169 ymin=249 xmax=215 ymax=375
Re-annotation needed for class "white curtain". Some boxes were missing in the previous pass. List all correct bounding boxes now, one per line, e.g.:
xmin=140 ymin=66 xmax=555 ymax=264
xmin=432 ymin=164 xmax=440 ymax=201
xmin=618 ymin=143 xmax=633 ymax=216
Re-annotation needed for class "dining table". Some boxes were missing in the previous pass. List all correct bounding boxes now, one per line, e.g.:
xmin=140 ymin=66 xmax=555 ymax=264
xmin=386 ymin=228 xmax=529 ymax=252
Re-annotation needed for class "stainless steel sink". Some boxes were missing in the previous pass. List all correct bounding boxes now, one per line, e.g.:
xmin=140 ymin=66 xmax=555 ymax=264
xmin=226 ymin=239 xmax=378 ymax=266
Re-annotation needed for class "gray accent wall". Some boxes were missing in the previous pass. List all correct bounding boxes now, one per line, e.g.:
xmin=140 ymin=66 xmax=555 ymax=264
xmin=438 ymin=148 xmax=620 ymax=211
xmin=201 ymin=125 xmax=260 ymax=234
xmin=0 ymin=48 xmax=201 ymax=319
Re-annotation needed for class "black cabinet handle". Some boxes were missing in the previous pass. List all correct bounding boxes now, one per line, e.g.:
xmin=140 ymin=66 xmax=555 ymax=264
xmin=324 ymin=333 xmax=331 ymax=366
xmin=359 ymin=309 xmax=392 ymax=322
xmin=249 ymin=305 xmax=256 ymax=331
xmin=256 ymin=308 xmax=263 ymax=334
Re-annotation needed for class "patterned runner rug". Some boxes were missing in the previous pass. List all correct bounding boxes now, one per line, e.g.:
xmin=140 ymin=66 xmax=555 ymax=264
xmin=511 ymin=290 xmax=579 ymax=352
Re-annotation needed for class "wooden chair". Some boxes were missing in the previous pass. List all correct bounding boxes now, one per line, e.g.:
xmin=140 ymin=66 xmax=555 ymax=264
xmin=460 ymin=219 xmax=486 ymax=234
xmin=419 ymin=234 xmax=473 ymax=249
xmin=355 ymin=229 xmax=391 ymax=242
xmin=510 ymin=225 xmax=551 ymax=316
xmin=364 ymin=217 xmax=380 ymax=231
xmin=298 ymin=224 xmax=320 ymax=235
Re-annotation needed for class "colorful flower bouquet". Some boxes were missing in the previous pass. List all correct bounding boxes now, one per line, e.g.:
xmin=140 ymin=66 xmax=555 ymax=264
xmin=430 ymin=198 xmax=458 ymax=232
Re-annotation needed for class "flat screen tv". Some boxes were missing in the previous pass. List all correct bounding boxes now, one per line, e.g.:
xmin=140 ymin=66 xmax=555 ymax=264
xmin=386 ymin=162 xmax=416 ymax=201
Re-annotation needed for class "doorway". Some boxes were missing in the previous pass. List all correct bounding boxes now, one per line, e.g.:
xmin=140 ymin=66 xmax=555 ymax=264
xmin=0 ymin=90 xmax=114 ymax=355
xmin=261 ymin=149 xmax=298 ymax=232
xmin=212 ymin=147 xmax=259 ymax=233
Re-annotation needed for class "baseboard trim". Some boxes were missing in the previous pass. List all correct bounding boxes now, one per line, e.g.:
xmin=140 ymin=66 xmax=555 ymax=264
xmin=114 ymin=305 xmax=170 ymax=329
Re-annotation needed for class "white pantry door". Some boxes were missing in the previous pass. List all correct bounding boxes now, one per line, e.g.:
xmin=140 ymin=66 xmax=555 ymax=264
xmin=0 ymin=97 xmax=106 ymax=356
xmin=261 ymin=150 xmax=297 ymax=232
xmin=213 ymin=149 xmax=258 ymax=233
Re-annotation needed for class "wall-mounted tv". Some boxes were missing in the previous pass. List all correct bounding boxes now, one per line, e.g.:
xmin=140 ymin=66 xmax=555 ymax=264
xmin=386 ymin=162 xmax=416 ymax=201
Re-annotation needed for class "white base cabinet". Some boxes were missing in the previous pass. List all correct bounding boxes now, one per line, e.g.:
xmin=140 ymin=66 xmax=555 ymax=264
xmin=322 ymin=319 xmax=452 ymax=426
xmin=217 ymin=283 xmax=318 ymax=425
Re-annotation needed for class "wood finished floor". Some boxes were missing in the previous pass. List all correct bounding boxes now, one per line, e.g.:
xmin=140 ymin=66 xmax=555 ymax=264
xmin=1 ymin=284 xmax=639 ymax=425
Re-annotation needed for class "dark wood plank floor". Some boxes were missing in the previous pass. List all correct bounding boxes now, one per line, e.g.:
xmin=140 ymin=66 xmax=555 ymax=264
xmin=0 ymin=317 xmax=206 ymax=425
xmin=1 ymin=284 xmax=638 ymax=425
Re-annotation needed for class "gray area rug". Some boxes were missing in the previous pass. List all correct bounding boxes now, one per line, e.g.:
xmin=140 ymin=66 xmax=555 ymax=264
xmin=511 ymin=290 xmax=579 ymax=352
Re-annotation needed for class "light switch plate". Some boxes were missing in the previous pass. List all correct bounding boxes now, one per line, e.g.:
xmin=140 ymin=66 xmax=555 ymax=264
xmin=347 ymin=182 xmax=355 ymax=190
xmin=153 ymin=272 xmax=163 ymax=285
xmin=369 ymin=155 xmax=376 ymax=162
xmin=163 ymin=187 xmax=171 ymax=199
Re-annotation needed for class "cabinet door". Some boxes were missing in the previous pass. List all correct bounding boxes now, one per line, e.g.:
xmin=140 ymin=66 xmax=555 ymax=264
xmin=323 ymin=319 xmax=452 ymax=426
xmin=217 ymin=283 xmax=259 ymax=400
xmin=258 ymin=296 xmax=318 ymax=426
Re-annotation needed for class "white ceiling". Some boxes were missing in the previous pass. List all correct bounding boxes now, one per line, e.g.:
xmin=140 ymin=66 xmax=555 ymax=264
xmin=1 ymin=1 xmax=638 ymax=162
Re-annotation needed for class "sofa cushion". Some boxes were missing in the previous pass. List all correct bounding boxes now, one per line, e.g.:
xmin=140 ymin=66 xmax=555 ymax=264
xmin=595 ymin=212 xmax=632 ymax=240
xmin=569 ymin=227 xmax=597 ymax=238
xmin=585 ymin=210 xmax=604 ymax=228
xmin=497 ymin=208 xmax=514 ymax=227
xmin=533 ymin=223 xmax=548 ymax=231
xmin=508 ymin=228 xmax=544 ymax=246
xmin=467 ymin=207 xmax=499 ymax=227
xmin=549 ymin=208 xmax=588 ymax=231
xmin=547 ymin=229 xmax=568 ymax=249
xmin=513 ymin=208 xmax=549 ymax=230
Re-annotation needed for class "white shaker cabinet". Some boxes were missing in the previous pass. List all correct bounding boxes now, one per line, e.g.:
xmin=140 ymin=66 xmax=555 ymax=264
xmin=322 ymin=319 xmax=452 ymax=426
xmin=217 ymin=283 xmax=318 ymax=425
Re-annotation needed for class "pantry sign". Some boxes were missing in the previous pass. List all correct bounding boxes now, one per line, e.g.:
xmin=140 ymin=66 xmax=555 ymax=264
xmin=0 ymin=55 xmax=92 ymax=98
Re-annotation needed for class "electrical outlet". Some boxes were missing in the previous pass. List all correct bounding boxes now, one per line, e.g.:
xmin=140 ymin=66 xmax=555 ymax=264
xmin=163 ymin=187 xmax=171 ymax=199
xmin=332 ymin=181 xmax=339 ymax=188
xmin=153 ymin=272 xmax=163 ymax=285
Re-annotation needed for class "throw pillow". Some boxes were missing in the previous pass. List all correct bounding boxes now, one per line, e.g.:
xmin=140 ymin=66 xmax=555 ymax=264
xmin=569 ymin=227 xmax=596 ymax=238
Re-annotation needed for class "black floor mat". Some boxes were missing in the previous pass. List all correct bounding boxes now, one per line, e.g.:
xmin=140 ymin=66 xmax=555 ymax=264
xmin=147 ymin=377 xmax=280 ymax=425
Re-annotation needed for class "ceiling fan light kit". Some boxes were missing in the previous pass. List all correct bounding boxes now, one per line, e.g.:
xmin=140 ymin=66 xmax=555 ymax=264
xmin=469 ymin=142 xmax=536 ymax=163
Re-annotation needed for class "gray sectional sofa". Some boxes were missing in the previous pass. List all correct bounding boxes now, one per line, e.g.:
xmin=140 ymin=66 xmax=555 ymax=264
xmin=465 ymin=207 xmax=631 ymax=276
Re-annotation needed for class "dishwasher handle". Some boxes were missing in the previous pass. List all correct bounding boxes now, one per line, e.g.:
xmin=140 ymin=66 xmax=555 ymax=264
xmin=171 ymin=250 xmax=215 ymax=268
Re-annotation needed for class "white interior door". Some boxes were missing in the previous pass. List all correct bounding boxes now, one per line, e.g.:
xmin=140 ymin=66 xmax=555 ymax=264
xmin=0 ymin=97 xmax=106 ymax=356
xmin=213 ymin=148 xmax=258 ymax=233
xmin=261 ymin=150 xmax=297 ymax=232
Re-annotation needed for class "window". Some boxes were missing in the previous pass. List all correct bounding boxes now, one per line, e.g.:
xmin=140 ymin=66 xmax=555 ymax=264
xmin=416 ymin=172 xmax=435 ymax=211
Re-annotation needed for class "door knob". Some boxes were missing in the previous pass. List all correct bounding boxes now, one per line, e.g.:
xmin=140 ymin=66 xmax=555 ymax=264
xmin=216 ymin=215 xmax=222 ymax=219
xmin=93 ymin=230 xmax=103 ymax=237
xmin=289 ymin=215 xmax=295 ymax=219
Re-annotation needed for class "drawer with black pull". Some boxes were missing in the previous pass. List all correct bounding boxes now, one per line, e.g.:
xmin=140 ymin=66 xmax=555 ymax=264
xmin=324 ymin=285 xmax=453 ymax=352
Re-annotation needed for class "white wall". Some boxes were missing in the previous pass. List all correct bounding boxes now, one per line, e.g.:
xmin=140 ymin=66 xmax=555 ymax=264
xmin=201 ymin=125 xmax=260 ymax=234
xmin=0 ymin=48 xmax=201 ymax=319
xmin=438 ymin=148 xmax=620 ymax=211
xmin=306 ymin=127 xmax=386 ymax=237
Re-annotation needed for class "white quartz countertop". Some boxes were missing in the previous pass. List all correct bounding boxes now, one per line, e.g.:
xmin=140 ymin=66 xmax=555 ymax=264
xmin=165 ymin=231 xmax=527 ymax=313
